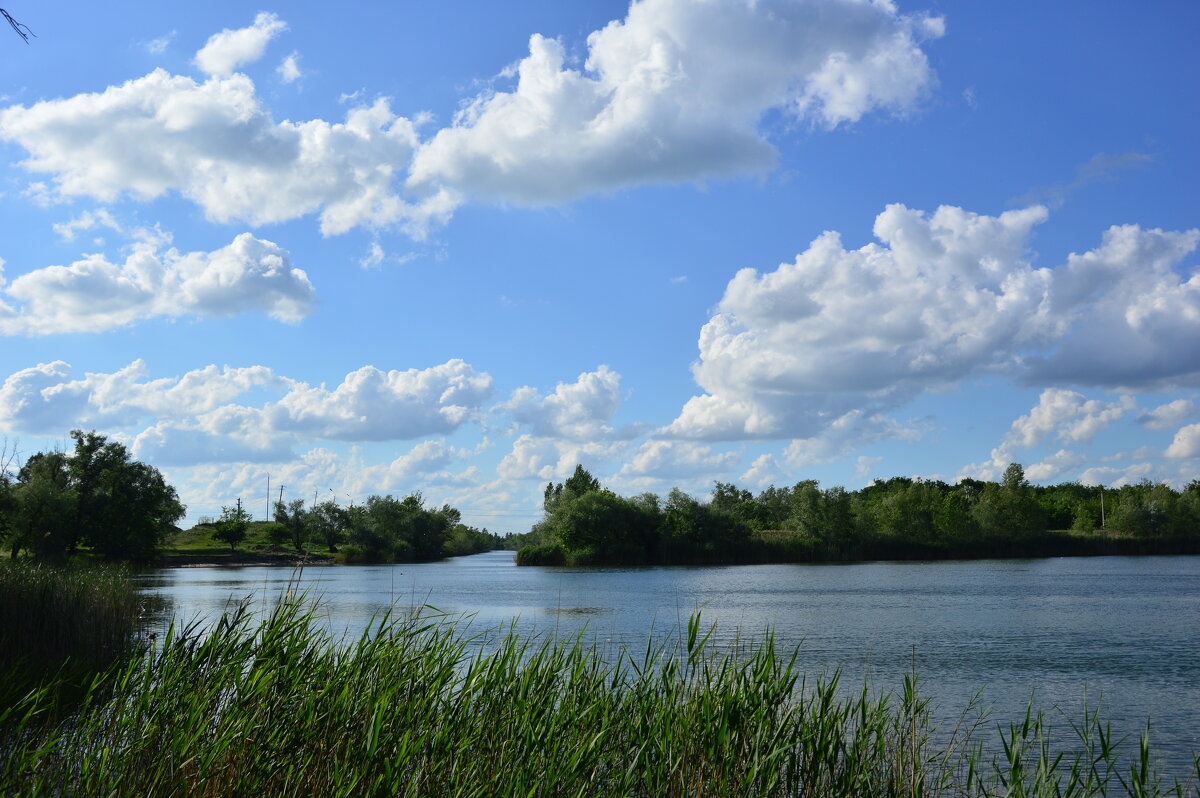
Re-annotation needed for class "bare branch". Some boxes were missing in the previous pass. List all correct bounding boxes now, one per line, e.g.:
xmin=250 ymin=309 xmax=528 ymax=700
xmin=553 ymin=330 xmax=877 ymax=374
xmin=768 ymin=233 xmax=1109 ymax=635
xmin=1 ymin=8 xmax=34 ymax=43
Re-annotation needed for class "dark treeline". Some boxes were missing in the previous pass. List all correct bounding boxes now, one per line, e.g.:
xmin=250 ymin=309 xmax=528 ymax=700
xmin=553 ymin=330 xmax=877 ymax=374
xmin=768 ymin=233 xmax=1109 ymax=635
xmin=0 ymin=431 xmax=184 ymax=563
xmin=213 ymin=493 xmax=501 ymax=562
xmin=0 ymin=430 xmax=499 ymax=564
xmin=514 ymin=464 xmax=1200 ymax=566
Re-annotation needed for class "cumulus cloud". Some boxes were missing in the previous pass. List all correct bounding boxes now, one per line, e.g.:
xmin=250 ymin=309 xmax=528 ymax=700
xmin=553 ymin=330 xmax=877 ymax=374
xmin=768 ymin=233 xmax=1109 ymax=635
xmin=0 ymin=359 xmax=493 ymax=466
xmin=1139 ymin=398 xmax=1196 ymax=430
xmin=1079 ymin=461 xmax=1155 ymax=488
xmin=500 ymin=366 xmax=622 ymax=440
xmin=267 ymin=360 xmax=493 ymax=442
xmin=1165 ymin=423 xmax=1200 ymax=459
xmin=0 ymin=72 xmax=450 ymax=237
xmin=195 ymin=12 xmax=287 ymax=78
xmin=0 ymin=232 xmax=315 ymax=334
xmin=1024 ymin=224 xmax=1200 ymax=388
xmin=2 ymin=2 xmax=943 ymax=238
xmin=666 ymin=203 xmax=1200 ymax=442
xmin=617 ymin=440 xmax=737 ymax=480
xmin=409 ymin=0 xmax=942 ymax=205
xmin=1024 ymin=449 xmax=1086 ymax=482
xmin=667 ymin=203 xmax=1053 ymax=439
xmin=784 ymin=410 xmax=923 ymax=468
xmin=960 ymin=389 xmax=1134 ymax=481
xmin=277 ymin=53 xmax=302 ymax=84
xmin=0 ymin=359 xmax=281 ymax=434
xmin=496 ymin=434 xmax=624 ymax=481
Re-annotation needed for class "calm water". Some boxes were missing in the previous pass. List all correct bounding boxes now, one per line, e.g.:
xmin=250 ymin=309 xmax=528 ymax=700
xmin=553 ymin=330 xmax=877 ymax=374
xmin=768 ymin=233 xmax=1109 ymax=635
xmin=137 ymin=552 xmax=1200 ymax=774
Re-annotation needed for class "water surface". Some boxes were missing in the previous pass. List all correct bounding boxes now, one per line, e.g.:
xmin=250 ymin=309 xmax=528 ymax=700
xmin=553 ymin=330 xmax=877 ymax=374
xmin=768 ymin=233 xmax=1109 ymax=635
xmin=137 ymin=552 xmax=1200 ymax=774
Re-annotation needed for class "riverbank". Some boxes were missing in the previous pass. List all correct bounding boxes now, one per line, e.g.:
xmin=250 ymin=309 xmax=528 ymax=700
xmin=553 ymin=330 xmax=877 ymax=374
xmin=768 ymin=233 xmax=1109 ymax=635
xmin=3 ymin=597 xmax=1196 ymax=796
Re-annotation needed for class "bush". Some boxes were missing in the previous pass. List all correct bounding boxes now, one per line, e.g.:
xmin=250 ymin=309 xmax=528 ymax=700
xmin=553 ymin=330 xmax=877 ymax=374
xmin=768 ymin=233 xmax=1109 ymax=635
xmin=516 ymin=542 xmax=566 ymax=566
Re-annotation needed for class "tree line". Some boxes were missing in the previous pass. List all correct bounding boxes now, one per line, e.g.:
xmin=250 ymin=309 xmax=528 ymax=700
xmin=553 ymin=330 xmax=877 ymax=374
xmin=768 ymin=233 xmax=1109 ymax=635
xmin=0 ymin=430 xmax=499 ymax=564
xmin=212 ymin=493 xmax=501 ymax=562
xmin=512 ymin=464 xmax=1200 ymax=566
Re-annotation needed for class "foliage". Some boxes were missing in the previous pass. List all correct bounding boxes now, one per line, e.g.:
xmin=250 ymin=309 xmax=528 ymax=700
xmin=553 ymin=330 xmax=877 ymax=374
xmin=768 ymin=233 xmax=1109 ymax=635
xmin=0 ymin=431 xmax=184 ymax=562
xmin=213 ymin=504 xmax=252 ymax=552
xmin=0 ymin=599 xmax=1193 ymax=796
xmin=517 ymin=462 xmax=1200 ymax=567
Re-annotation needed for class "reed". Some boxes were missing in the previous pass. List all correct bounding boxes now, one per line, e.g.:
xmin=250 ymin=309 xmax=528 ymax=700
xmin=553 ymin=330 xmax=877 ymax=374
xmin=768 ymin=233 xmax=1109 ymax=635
xmin=0 ymin=560 xmax=150 ymax=711
xmin=0 ymin=598 xmax=1194 ymax=797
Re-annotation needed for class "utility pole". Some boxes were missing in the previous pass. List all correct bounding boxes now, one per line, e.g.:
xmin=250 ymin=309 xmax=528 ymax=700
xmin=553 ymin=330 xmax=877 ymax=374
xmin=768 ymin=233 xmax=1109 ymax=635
xmin=236 ymin=497 xmax=242 ymax=517
xmin=1100 ymin=487 xmax=1105 ymax=528
xmin=266 ymin=474 xmax=270 ymax=521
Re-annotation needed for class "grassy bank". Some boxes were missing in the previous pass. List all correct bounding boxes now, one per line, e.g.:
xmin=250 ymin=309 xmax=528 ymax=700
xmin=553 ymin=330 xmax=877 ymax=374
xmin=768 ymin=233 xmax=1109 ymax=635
xmin=1 ymin=599 xmax=1195 ymax=797
xmin=0 ymin=560 xmax=150 ymax=711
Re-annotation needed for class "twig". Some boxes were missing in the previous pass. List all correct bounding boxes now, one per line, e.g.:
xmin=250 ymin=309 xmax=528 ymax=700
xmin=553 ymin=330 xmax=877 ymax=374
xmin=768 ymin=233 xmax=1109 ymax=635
xmin=2 ymin=8 xmax=34 ymax=43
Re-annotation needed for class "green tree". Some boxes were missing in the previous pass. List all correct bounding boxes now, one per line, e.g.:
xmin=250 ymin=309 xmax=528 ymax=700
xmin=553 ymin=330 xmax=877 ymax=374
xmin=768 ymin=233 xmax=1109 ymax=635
xmin=307 ymin=500 xmax=349 ymax=553
xmin=67 ymin=431 xmax=184 ymax=560
xmin=274 ymin=498 xmax=309 ymax=552
xmin=214 ymin=503 xmax=252 ymax=552
xmin=14 ymin=452 xmax=76 ymax=563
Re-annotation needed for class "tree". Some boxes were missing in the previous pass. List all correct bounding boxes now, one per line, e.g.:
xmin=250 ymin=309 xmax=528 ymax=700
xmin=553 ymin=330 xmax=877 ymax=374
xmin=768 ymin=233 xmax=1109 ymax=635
xmin=274 ymin=498 xmax=309 ymax=552
xmin=13 ymin=452 xmax=76 ymax=563
xmin=307 ymin=500 xmax=348 ymax=553
xmin=67 ymin=431 xmax=184 ymax=560
xmin=214 ymin=503 xmax=252 ymax=552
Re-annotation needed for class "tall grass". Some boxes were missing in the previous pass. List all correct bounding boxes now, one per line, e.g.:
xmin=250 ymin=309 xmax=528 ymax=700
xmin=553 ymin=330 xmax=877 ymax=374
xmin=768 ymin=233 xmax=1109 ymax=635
xmin=0 ymin=598 xmax=1195 ymax=797
xmin=0 ymin=560 xmax=149 ymax=710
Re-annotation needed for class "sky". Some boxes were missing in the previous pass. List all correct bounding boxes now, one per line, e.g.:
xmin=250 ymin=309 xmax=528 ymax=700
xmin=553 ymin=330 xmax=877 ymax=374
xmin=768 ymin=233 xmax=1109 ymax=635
xmin=0 ymin=0 xmax=1197 ymax=532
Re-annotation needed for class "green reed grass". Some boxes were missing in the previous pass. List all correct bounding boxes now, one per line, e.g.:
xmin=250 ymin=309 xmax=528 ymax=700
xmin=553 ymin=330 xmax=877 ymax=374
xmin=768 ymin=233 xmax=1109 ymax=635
xmin=0 ymin=560 xmax=150 ymax=711
xmin=0 ymin=597 xmax=1195 ymax=797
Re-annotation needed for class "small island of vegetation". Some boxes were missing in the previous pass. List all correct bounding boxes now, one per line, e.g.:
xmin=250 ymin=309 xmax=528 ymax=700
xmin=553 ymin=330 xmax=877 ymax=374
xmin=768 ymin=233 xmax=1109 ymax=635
xmin=511 ymin=464 xmax=1200 ymax=566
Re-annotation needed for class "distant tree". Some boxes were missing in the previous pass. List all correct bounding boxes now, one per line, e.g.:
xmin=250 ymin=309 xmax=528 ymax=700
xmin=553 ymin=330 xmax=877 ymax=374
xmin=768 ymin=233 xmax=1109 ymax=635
xmin=307 ymin=500 xmax=348 ymax=553
xmin=214 ymin=503 xmax=252 ymax=552
xmin=274 ymin=498 xmax=309 ymax=552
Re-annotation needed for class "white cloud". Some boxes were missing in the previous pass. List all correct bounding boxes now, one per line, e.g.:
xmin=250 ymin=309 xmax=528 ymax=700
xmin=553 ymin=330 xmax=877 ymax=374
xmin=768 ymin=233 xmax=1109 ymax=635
xmin=667 ymin=203 xmax=1053 ymax=440
xmin=854 ymin=455 xmax=884 ymax=480
xmin=409 ymin=0 xmax=942 ymax=205
xmin=52 ymin=208 xmax=122 ymax=242
xmin=0 ymin=359 xmax=281 ymax=434
xmin=0 ymin=232 xmax=315 ymax=334
xmin=144 ymin=31 xmax=176 ymax=55
xmin=277 ymin=53 xmax=302 ymax=84
xmin=1079 ymin=462 xmax=1155 ymax=488
xmin=496 ymin=434 xmax=623 ymax=481
xmin=740 ymin=453 xmax=787 ymax=488
xmin=1138 ymin=398 xmax=1196 ymax=430
xmin=195 ymin=12 xmax=287 ymax=78
xmin=500 ymin=365 xmax=622 ymax=440
xmin=1007 ymin=389 xmax=1134 ymax=449
xmin=0 ymin=359 xmax=493 ymax=464
xmin=617 ymin=440 xmax=737 ymax=480
xmin=1165 ymin=423 xmax=1200 ymax=459
xmin=784 ymin=410 xmax=922 ymax=468
xmin=1024 ymin=224 xmax=1200 ymax=387
xmin=666 ymin=203 xmax=1200 ymax=442
xmin=267 ymin=360 xmax=493 ymax=442
xmin=0 ymin=72 xmax=450 ymax=237
xmin=960 ymin=389 xmax=1133 ymax=481
xmin=1024 ymin=449 xmax=1086 ymax=483
xmin=360 ymin=241 xmax=385 ymax=269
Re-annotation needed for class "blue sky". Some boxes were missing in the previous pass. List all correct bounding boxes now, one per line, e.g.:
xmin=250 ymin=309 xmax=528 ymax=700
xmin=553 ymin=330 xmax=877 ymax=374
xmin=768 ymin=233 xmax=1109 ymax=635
xmin=0 ymin=0 xmax=1196 ymax=531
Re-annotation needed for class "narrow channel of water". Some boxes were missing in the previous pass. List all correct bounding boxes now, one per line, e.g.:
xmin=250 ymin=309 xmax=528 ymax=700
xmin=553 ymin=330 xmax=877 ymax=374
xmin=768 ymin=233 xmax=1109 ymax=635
xmin=136 ymin=552 xmax=1200 ymax=776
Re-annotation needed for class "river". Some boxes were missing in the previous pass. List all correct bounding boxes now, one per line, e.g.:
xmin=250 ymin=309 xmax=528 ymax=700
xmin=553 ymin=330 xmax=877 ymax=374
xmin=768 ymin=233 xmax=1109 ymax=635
xmin=136 ymin=552 xmax=1200 ymax=775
